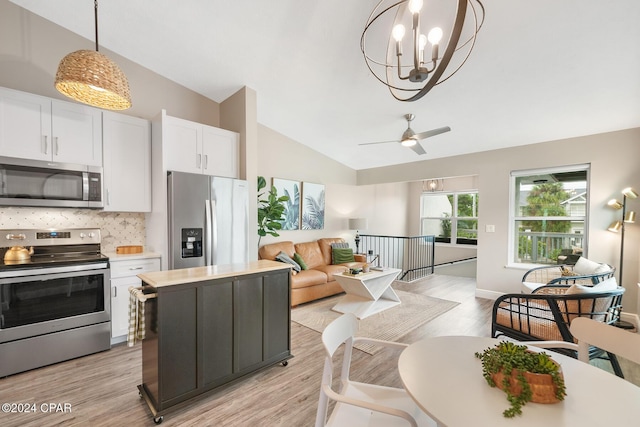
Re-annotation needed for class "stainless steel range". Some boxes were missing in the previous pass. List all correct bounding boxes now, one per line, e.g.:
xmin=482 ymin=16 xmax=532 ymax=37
xmin=0 ymin=228 xmax=110 ymax=377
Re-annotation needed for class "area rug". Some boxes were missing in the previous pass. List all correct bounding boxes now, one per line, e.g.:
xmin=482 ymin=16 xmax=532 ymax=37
xmin=291 ymin=290 xmax=459 ymax=355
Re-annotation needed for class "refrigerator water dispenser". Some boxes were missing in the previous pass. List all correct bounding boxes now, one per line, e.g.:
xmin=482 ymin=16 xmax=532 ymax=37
xmin=181 ymin=228 xmax=202 ymax=258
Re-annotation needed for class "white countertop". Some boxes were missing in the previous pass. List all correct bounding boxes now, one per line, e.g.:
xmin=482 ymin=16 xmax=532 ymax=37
xmin=103 ymin=251 xmax=162 ymax=261
xmin=138 ymin=259 xmax=290 ymax=288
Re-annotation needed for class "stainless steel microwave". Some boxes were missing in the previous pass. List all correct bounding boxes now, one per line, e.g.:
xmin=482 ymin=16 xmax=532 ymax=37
xmin=0 ymin=156 xmax=103 ymax=208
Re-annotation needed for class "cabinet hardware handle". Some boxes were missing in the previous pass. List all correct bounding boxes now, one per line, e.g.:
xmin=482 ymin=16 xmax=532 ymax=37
xmin=204 ymin=155 xmax=208 ymax=170
xmin=197 ymin=153 xmax=202 ymax=168
xmin=129 ymin=266 xmax=144 ymax=270
xmin=43 ymin=135 xmax=48 ymax=154
xmin=113 ymin=287 xmax=117 ymax=298
xmin=54 ymin=136 xmax=59 ymax=155
xmin=107 ymin=189 xmax=110 ymax=206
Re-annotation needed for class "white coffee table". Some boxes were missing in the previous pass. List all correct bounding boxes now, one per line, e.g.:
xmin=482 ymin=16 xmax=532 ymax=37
xmin=332 ymin=268 xmax=401 ymax=319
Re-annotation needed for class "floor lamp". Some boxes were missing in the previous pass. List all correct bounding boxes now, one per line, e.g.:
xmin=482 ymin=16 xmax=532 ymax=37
xmin=607 ymin=187 xmax=637 ymax=330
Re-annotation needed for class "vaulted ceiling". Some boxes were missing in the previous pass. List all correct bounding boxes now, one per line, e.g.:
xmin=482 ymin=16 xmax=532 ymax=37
xmin=10 ymin=0 xmax=640 ymax=170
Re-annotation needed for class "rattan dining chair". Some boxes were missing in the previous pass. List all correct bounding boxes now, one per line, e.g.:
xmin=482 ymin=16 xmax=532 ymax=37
xmin=315 ymin=313 xmax=435 ymax=427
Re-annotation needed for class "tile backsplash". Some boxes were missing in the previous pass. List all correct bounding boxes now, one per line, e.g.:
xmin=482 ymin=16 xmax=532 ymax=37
xmin=0 ymin=207 xmax=145 ymax=253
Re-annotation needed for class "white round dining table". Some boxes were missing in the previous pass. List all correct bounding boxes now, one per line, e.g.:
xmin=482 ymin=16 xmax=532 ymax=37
xmin=398 ymin=335 xmax=640 ymax=427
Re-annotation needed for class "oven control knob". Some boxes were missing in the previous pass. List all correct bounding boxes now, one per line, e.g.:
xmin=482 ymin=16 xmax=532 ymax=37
xmin=88 ymin=232 xmax=95 ymax=239
xmin=79 ymin=232 xmax=86 ymax=239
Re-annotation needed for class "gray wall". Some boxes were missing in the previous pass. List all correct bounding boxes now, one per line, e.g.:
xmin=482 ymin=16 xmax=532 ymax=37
xmin=357 ymin=129 xmax=640 ymax=313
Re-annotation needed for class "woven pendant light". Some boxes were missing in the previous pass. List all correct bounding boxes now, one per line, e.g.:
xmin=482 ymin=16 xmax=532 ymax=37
xmin=55 ymin=0 xmax=131 ymax=110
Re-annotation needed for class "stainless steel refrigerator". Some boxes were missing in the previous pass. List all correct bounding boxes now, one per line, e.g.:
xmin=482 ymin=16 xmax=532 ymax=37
xmin=167 ymin=171 xmax=249 ymax=270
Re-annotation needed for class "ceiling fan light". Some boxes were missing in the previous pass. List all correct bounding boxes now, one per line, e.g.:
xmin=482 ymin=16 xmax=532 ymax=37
xmin=55 ymin=50 xmax=131 ymax=110
xmin=401 ymin=138 xmax=417 ymax=147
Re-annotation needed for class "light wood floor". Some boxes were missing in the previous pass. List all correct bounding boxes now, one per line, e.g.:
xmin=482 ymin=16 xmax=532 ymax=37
xmin=0 ymin=274 xmax=491 ymax=426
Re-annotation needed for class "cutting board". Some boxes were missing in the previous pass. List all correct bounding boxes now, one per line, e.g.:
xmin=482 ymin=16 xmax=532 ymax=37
xmin=116 ymin=245 xmax=144 ymax=254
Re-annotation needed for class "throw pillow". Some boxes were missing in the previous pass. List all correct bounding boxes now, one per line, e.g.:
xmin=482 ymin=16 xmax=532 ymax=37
xmin=332 ymin=247 xmax=355 ymax=264
xmin=293 ymin=253 xmax=308 ymax=270
xmin=330 ymin=242 xmax=349 ymax=249
xmin=573 ymin=257 xmax=603 ymax=275
xmin=275 ymin=251 xmax=301 ymax=272
xmin=565 ymin=277 xmax=618 ymax=295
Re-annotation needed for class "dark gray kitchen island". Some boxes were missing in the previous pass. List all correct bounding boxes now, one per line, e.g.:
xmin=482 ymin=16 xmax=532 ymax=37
xmin=136 ymin=260 xmax=292 ymax=424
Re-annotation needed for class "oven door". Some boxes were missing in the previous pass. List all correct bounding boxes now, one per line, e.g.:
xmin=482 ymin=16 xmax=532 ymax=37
xmin=0 ymin=263 xmax=110 ymax=344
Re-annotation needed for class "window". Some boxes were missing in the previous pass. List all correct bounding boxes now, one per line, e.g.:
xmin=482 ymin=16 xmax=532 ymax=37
xmin=510 ymin=165 xmax=589 ymax=265
xmin=420 ymin=191 xmax=479 ymax=245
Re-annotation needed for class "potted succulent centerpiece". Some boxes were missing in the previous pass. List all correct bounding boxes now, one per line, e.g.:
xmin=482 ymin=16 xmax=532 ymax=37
xmin=475 ymin=341 xmax=567 ymax=418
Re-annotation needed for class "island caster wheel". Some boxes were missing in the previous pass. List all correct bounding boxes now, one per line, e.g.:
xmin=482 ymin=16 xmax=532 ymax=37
xmin=153 ymin=415 xmax=164 ymax=424
xmin=282 ymin=361 xmax=288 ymax=366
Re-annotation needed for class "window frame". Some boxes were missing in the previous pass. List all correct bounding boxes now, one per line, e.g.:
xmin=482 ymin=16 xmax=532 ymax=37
xmin=508 ymin=164 xmax=590 ymax=268
xmin=420 ymin=190 xmax=479 ymax=246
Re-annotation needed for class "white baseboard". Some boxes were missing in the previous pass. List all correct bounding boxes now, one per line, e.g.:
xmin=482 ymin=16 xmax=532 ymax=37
xmin=475 ymin=288 xmax=503 ymax=300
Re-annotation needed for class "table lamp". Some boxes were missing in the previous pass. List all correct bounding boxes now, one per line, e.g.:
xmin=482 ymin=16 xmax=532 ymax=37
xmin=348 ymin=218 xmax=368 ymax=254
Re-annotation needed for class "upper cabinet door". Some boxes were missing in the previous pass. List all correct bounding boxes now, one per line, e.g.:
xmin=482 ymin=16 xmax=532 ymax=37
xmin=51 ymin=100 xmax=102 ymax=166
xmin=163 ymin=115 xmax=202 ymax=174
xmin=0 ymin=87 xmax=52 ymax=161
xmin=202 ymin=125 xmax=238 ymax=178
xmin=102 ymin=111 xmax=151 ymax=212
xmin=0 ymin=87 xmax=102 ymax=167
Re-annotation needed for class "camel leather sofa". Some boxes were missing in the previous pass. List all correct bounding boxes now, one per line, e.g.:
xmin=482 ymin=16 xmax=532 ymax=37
xmin=258 ymin=238 xmax=366 ymax=306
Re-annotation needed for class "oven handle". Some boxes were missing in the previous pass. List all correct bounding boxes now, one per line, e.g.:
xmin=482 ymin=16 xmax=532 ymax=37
xmin=0 ymin=261 xmax=109 ymax=279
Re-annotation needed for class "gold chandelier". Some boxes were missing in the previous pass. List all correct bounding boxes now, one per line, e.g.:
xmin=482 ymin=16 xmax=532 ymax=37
xmin=55 ymin=0 xmax=131 ymax=110
xmin=361 ymin=0 xmax=485 ymax=102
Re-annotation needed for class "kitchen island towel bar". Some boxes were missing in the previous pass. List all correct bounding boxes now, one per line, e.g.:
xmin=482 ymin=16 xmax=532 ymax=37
xmin=127 ymin=286 xmax=156 ymax=347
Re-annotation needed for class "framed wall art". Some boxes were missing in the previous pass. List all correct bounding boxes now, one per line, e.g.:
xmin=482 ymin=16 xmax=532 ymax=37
xmin=272 ymin=178 xmax=300 ymax=230
xmin=302 ymin=182 xmax=325 ymax=230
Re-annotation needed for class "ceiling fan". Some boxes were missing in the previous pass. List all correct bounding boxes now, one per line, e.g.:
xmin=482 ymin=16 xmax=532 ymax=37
xmin=359 ymin=114 xmax=451 ymax=155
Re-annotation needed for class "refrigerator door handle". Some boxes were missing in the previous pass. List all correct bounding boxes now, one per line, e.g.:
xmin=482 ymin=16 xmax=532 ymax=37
xmin=211 ymin=199 xmax=218 ymax=265
xmin=205 ymin=199 xmax=213 ymax=266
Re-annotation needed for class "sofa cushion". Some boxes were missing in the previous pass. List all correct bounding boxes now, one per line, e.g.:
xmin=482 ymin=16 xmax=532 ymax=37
xmin=291 ymin=269 xmax=328 ymax=289
xmin=294 ymin=241 xmax=324 ymax=269
xmin=315 ymin=264 xmax=348 ymax=282
xmin=258 ymin=241 xmax=295 ymax=260
xmin=318 ymin=238 xmax=347 ymax=265
xmin=332 ymin=247 xmax=355 ymax=264
xmin=275 ymin=251 xmax=301 ymax=272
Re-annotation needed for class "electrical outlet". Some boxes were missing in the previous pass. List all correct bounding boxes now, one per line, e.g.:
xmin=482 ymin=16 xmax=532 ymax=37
xmin=486 ymin=224 xmax=495 ymax=233
xmin=368 ymin=250 xmax=374 ymax=255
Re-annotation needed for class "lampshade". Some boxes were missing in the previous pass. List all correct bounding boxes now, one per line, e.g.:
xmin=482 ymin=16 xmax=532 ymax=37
xmin=55 ymin=50 xmax=131 ymax=110
xmin=622 ymin=187 xmax=638 ymax=199
xmin=624 ymin=211 xmax=636 ymax=223
xmin=607 ymin=199 xmax=623 ymax=210
xmin=608 ymin=221 xmax=622 ymax=232
xmin=55 ymin=0 xmax=131 ymax=111
xmin=349 ymin=218 xmax=368 ymax=230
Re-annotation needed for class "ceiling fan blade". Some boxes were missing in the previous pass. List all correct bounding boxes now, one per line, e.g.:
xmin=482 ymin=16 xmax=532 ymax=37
xmin=409 ymin=142 xmax=426 ymax=155
xmin=358 ymin=140 xmax=398 ymax=146
xmin=415 ymin=126 xmax=451 ymax=140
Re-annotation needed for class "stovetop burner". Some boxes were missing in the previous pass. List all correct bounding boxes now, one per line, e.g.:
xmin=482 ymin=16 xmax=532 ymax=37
xmin=0 ymin=228 xmax=107 ymax=272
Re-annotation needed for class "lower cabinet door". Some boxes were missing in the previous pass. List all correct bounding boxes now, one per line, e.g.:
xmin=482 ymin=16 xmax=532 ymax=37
xmin=202 ymin=280 xmax=234 ymax=386
xmin=111 ymin=276 xmax=141 ymax=339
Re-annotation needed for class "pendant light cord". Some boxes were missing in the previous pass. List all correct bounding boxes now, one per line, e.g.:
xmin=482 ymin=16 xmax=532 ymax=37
xmin=94 ymin=0 xmax=99 ymax=52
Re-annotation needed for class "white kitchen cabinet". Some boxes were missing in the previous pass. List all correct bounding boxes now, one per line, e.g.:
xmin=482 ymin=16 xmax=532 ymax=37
xmin=0 ymin=86 xmax=102 ymax=166
xmin=163 ymin=112 xmax=239 ymax=178
xmin=102 ymin=111 xmax=151 ymax=212
xmin=110 ymin=256 xmax=161 ymax=344
xmin=202 ymin=125 xmax=238 ymax=178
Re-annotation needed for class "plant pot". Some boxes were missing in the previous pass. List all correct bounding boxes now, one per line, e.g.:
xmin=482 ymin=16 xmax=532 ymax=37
xmin=491 ymin=368 xmax=564 ymax=404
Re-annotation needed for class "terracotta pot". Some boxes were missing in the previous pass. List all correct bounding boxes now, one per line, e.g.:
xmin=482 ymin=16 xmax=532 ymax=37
xmin=491 ymin=368 xmax=563 ymax=404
